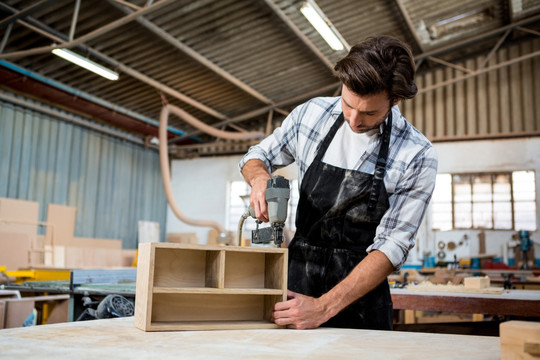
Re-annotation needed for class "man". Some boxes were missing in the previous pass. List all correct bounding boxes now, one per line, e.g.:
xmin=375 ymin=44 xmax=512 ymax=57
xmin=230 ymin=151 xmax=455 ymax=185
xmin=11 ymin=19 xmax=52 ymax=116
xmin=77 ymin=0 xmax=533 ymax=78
xmin=239 ymin=36 xmax=437 ymax=330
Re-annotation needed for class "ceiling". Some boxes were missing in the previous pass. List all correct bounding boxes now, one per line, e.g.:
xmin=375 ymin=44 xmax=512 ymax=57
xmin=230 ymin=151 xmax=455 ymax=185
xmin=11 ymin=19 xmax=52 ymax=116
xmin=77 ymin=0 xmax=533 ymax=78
xmin=0 ymin=0 xmax=539 ymax=158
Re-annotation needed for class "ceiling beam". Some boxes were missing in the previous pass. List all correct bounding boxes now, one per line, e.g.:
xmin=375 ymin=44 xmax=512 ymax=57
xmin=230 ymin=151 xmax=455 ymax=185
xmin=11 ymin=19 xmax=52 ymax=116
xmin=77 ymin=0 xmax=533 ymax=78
xmin=109 ymin=0 xmax=276 ymax=106
xmin=394 ymin=0 xmax=425 ymax=52
xmin=261 ymin=0 xmax=335 ymax=71
xmin=0 ymin=0 xmax=176 ymax=59
xmin=169 ymin=82 xmax=340 ymax=144
xmin=414 ymin=14 xmax=540 ymax=63
xmin=0 ymin=0 xmax=56 ymax=30
xmin=0 ymin=2 xmax=227 ymax=120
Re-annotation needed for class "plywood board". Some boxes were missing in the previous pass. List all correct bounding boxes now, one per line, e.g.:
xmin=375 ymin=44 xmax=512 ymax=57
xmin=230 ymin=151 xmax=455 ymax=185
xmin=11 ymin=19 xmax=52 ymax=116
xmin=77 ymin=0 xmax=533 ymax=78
xmin=73 ymin=237 xmax=122 ymax=249
xmin=122 ymin=249 xmax=137 ymax=267
xmin=0 ymin=198 xmax=39 ymax=261
xmin=0 ymin=232 xmax=30 ymax=270
xmin=4 ymin=298 xmax=34 ymax=328
xmin=167 ymin=232 xmax=198 ymax=244
xmin=45 ymin=204 xmax=76 ymax=247
xmin=46 ymin=237 xmax=123 ymax=268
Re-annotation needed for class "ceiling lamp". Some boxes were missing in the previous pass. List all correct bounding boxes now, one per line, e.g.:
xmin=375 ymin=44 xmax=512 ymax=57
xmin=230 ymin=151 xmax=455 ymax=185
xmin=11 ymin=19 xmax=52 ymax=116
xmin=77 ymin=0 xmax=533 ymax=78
xmin=52 ymin=48 xmax=119 ymax=81
xmin=300 ymin=0 xmax=349 ymax=51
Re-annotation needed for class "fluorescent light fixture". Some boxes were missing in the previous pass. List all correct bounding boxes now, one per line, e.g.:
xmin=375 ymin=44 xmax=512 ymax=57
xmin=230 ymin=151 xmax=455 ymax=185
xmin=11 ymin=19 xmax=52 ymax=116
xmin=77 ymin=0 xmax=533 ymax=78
xmin=52 ymin=48 xmax=119 ymax=81
xmin=300 ymin=0 xmax=349 ymax=51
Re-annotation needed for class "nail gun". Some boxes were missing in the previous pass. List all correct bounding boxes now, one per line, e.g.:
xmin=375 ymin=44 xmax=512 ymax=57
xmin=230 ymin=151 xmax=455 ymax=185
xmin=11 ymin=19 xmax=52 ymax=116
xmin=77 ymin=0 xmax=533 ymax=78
xmin=238 ymin=176 xmax=290 ymax=247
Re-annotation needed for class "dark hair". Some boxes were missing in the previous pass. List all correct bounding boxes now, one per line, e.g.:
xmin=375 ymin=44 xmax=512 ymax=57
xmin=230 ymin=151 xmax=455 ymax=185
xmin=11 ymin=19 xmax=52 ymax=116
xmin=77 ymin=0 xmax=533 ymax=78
xmin=334 ymin=35 xmax=417 ymax=102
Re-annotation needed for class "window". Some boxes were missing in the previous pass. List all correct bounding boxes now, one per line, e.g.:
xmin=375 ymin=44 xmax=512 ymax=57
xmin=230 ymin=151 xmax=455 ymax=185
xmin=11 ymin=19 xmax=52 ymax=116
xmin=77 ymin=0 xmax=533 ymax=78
xmin=431 ymin=171 xmax=537 ymax=231
xmin=227 ymin=179 xmax=299 ymax=234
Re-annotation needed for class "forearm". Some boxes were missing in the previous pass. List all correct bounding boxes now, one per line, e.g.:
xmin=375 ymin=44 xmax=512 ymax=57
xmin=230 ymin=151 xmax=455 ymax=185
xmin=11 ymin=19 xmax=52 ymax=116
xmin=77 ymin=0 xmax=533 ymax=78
xmin=241 ymin=159 xmax=272 ymax=221
xmin=319 ymin=250 xmax=394 ymax=320
xmin=240 ymin=159 xmax=271 ymax=186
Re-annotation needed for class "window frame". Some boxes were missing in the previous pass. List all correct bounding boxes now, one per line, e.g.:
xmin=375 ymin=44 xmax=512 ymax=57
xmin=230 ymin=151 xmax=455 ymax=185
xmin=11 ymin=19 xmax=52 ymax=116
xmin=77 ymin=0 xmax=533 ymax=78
xmin=431 ymin=170 xmax=537 ymax=231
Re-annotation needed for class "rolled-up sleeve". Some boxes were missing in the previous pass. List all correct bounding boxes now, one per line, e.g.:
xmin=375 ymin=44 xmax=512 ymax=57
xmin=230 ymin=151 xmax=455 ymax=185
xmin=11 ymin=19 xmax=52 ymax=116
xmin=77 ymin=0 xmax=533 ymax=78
xmin=239 ymin=108 xmax=299 ymax=174
xmin=367 ymin=146 xmax=438 ymax=270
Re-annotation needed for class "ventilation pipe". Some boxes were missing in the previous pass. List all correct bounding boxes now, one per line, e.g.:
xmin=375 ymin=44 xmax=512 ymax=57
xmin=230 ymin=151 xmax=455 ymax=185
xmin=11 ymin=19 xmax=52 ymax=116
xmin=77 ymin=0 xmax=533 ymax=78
xmin=159 ymin=104 xmax=265 ymax=243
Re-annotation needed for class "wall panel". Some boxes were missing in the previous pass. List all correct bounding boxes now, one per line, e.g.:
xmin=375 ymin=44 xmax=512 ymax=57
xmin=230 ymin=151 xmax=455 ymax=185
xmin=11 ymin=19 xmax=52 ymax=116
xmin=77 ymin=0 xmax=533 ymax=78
xmin=0 ymin=91 xmax=166 ymax=248
xmin=402 ymin=38 xmax=540 ymax=139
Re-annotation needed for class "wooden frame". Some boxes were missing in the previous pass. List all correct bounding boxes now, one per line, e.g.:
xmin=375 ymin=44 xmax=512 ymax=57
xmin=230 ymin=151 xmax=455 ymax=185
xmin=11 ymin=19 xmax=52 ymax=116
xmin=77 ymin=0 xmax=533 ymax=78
xmin=134 ymin=243 xmax=288 ymax=331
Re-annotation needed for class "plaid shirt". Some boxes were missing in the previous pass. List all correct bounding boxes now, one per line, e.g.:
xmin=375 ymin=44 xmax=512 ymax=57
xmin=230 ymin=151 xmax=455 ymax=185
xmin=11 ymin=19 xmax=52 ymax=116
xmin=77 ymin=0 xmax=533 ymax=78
xmin=239 ymin=96 xmax=438 ymax=269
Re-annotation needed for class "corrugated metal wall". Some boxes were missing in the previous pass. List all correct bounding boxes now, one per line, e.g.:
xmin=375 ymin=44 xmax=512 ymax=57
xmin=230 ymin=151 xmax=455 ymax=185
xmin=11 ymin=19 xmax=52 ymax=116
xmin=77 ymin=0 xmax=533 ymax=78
xmin=0 ymin=91 xmax=166 ymax=248
xmin=401 ymin=37 xmax=540 ymax=139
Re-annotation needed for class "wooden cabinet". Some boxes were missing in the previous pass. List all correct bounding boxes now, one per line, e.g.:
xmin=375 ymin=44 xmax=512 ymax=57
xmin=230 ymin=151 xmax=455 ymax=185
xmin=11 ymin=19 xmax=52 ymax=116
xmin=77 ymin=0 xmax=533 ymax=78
xmin=134 ymin=243 xmax=288 ymax=331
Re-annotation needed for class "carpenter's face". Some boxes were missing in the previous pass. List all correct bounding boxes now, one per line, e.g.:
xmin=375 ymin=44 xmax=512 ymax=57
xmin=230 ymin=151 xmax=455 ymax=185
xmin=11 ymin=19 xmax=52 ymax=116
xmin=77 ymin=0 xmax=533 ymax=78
xmin=341 ymin=85 xmax=400 ymax=133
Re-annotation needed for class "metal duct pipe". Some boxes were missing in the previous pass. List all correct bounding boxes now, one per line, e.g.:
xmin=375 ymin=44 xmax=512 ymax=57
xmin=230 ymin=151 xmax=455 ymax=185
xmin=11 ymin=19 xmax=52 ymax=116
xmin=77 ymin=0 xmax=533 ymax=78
xmin=161 ymin=104 xmax=264 ymax=141
xmin=159 ymin=104 xmax=264 ymax=236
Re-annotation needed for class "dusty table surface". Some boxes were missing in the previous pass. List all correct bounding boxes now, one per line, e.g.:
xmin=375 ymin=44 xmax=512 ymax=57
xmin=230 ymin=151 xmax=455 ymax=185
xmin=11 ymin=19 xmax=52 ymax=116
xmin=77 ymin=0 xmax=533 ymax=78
xmin=0 ymin=317 xmax=500 ymax=359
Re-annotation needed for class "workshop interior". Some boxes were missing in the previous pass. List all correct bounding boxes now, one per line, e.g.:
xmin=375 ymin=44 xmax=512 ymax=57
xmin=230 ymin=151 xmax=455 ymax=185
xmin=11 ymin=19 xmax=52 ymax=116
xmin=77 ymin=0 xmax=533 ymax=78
xmin=0 ymin=0 xmax=539 ymax=358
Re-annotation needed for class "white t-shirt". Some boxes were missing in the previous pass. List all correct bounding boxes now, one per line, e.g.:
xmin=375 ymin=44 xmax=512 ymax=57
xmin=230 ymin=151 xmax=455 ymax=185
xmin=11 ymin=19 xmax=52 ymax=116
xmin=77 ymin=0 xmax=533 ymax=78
xmin=322 ymin=122 xmax=379 ymax=169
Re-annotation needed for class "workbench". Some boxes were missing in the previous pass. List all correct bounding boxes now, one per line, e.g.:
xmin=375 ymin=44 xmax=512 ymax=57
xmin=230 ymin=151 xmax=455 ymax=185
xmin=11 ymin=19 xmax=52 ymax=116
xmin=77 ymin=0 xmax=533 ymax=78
xmin=0 ymin=316 xmax=500 ymax=359
xmin=391 ymin=288 xmax=540 ymax=317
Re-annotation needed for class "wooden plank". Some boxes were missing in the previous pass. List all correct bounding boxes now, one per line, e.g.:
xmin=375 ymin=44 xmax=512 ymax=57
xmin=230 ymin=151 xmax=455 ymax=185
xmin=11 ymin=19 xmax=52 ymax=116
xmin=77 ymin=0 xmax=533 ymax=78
xmin=134 ymin=242 xmax=153 ymax=331
xmin=406 ymin=282 xmax=503 ymax=294
xmin=464 ymin=276 xmax=490 ymax=289
xmin=0 ymin=317 xmax=500 ymax=359
xmin=45 ymin=204 xmax=76 ymax=247
xmin=500 ymin=321 xmax=540 ymax=360
xmin=0 ymin=232 xmax=30 ymax=269
xmin=392 ymin=289 xmax=540 ymax=317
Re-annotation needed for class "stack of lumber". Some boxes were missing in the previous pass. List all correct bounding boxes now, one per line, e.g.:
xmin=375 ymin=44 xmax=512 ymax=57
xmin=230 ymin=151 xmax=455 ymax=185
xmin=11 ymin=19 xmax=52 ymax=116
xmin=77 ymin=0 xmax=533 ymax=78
xmin=0 ymin=197 xmax=135 ymax=270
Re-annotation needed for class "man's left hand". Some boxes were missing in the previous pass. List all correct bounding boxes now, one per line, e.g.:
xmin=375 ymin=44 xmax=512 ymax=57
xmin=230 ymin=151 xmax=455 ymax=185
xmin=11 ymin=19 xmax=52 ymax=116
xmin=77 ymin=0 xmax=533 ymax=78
xmin=272 ymin=290 xmax=330 ymax=329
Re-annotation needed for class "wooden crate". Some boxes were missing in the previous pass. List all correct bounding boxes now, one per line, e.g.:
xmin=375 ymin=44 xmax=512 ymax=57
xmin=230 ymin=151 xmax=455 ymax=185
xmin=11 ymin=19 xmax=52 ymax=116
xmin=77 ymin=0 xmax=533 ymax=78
xmin=134 ymin=243 xmax=288 ymax=331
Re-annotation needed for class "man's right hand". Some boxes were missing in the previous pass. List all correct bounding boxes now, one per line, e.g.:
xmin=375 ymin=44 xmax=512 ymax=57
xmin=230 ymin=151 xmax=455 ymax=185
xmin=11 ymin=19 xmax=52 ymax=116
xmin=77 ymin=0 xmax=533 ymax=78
xmin=241 ymin=159 xmax=272 ymax=222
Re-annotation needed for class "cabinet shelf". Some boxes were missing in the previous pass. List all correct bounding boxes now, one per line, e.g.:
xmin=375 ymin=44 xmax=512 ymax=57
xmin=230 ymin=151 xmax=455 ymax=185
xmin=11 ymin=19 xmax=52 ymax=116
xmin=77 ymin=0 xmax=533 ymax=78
xmin=135 ymin=243 xmax=288 ymax=331
xmin=153 ymin=287 xmax=284 ymax=295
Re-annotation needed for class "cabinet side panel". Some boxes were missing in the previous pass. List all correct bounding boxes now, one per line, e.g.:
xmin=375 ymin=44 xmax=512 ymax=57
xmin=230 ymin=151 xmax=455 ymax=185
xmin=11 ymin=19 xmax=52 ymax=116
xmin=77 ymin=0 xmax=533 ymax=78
xmin=264 ymin=295 xmax=283 ymax=325
xmin=134 ymin=243 xmax=154 ymax=330
xmin=264 ymin=253 xmax=284 ymax=290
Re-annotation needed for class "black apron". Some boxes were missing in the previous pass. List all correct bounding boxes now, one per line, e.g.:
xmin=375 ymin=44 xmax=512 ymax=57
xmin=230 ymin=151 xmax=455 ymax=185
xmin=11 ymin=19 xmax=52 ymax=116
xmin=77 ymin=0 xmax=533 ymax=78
xmin=288 ymin=111 xmax=393 ymax=330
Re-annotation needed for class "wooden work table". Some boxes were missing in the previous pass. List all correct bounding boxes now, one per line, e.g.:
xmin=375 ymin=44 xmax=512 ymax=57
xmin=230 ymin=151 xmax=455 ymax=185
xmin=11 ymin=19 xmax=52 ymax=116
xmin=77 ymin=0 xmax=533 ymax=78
xmin=0 ymin=317 xmax=500 ymax=359
xmin=391 ymin=288 xmax=540 ymax=317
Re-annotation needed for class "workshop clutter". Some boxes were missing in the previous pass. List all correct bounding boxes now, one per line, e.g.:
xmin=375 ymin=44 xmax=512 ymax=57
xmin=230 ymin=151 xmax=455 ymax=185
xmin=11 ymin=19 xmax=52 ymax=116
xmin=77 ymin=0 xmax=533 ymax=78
xmin=0 ymin=197 xmax=136 ymax=271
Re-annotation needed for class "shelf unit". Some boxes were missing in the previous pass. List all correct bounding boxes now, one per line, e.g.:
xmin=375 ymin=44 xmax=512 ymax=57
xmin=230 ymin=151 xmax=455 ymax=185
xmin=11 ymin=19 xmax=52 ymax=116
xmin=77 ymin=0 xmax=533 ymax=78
xmin=134 ymin=242 xmax=288 ymax=331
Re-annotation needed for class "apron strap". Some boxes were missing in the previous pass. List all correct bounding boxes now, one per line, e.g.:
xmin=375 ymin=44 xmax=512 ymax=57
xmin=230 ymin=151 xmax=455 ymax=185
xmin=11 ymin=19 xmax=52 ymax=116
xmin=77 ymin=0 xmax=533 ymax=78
xmin=314 ymin=113 xmax=344 ymax=163
xmin=367 ymin=109 xmax=393 ymax=212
